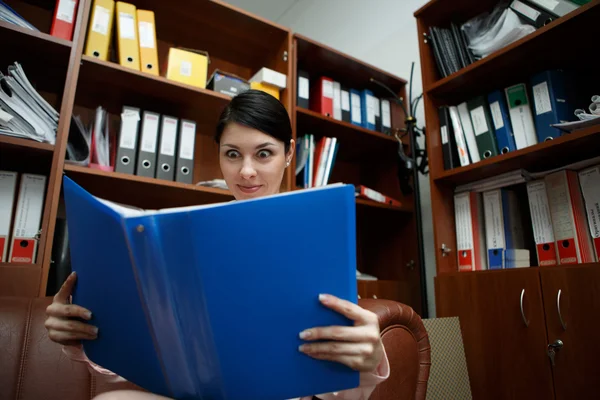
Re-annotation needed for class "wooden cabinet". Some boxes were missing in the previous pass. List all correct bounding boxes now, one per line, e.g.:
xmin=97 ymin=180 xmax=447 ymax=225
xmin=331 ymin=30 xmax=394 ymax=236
xmin=358 ymin=280 xmax=413 ymax=305
xmin=436 ymin=269 xmax=554 ymax=400
xmin=540 ymin=265 xmax=600 ymax=400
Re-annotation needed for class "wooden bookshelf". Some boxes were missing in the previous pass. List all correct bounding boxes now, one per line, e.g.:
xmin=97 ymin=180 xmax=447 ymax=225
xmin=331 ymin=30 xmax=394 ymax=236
xmin=292 ymin=34 xmax=423 ymax=312
xmin=416 ymin=1 xmax=600 ymax=398
xmin=0 ymin=135 xmax=55 ymax=153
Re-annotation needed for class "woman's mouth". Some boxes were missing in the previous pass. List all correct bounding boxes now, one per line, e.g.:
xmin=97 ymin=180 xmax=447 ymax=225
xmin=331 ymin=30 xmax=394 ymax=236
xmin=237 ymin=185 xmax=262 ymax=194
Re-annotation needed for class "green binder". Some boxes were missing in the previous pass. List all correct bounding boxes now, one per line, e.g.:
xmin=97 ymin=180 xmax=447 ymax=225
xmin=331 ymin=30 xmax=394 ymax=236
xmin=466 ymin=96 xmax=499 ymax=160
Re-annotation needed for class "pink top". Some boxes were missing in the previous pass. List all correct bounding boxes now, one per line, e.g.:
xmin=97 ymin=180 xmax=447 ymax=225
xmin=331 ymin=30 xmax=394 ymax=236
xmin=64 ymin=345 xmax=390 ymax=400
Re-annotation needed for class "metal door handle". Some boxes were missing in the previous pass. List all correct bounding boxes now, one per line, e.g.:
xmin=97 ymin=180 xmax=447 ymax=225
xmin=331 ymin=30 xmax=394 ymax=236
xmin=557 ymin=289 xmax=567 ymax=331
xmin=520 ymin=289 xmax=529 ymax=327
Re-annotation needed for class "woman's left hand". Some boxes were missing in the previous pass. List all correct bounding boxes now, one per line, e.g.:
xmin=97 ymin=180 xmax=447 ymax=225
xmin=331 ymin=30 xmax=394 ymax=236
xmin=298 ymin=293 xmax=384 ymax=373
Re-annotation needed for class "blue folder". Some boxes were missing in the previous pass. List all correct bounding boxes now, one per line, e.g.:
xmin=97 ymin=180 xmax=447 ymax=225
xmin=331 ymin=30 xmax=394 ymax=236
xmin=487 ymin=189 xmax=524 ymax=270
xmin=530 ymin=69 xmax=572 ymax=142
xmin=487 ymin=90 xmax=516 ymax=154
xmin=63 ymin=176 xmax=359 ymax=400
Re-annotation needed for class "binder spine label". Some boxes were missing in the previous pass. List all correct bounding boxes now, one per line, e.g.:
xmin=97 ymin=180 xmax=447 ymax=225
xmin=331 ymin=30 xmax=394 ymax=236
xmin=341 ymin=91 xmax=350 ymax=111
xmin=57 ymin=0 xmax=77 ymax=23
xmin=141 ymin=114 xmax=159 ymax=153
xmin=180 ymin=122 xmax=196 ymax=160
xmin=180 ymin=61 xmax=192 ymax=77
xmin=470 ymin=106 xmax=488 ymax=136
xmin=161 ymin=118 xmax=178 ymax=156
xmin=119 ymin=12 xmax=136 ymax=40
xmin=511 ymin=0 xmax=541 ymax=20
xmin=351 ymin=93 xmax=361 ymax=124
xmin=455 ymin=193 xmax=474 ymax=271
xmin=366 ymin=95 xmax=375 ymax=125
xmin=322 ymin=80 xmax=333 ymax=98
xmin=120 ymin=110 xmax=140 ymax=150
xmin=490 ymin=101 xmax=504 ymax=130
xmin=299 ymin=77 xmax=309 ymax=100
xmin=441 ymin=126 xmax=448 ymax=144
xmin=381 ymin=100 xmax=391 ymax=128
xmin=139 ymin=21 xmax=155 ymax=48
xmin=526 ymin=181 xmax=557 ymax=266
xmin=92 ymin=6 xmax=110 ymax=35
xmin=533 ymin=81 xmax=552 ymax=115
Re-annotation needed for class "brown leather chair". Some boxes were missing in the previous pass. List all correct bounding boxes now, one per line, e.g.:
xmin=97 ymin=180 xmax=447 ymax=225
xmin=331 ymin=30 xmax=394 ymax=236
xmin=0 ymin=296 xmax=430 ymax=400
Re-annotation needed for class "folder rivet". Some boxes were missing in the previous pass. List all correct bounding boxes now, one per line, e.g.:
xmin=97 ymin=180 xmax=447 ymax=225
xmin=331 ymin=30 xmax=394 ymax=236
xmin=136 ymin=225 xmax=145 ymax=233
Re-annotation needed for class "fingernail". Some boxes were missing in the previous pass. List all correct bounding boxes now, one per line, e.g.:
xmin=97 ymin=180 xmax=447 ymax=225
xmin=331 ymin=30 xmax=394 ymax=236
xmin=92 ymin=326 xmax=98 ymax=334
xmin=319 ymin=294 xmax=330 ymax=303
xmin=299 ymin=330 xmax=311 ymax=339
xmin=84 ymin=311 xmax=92 ymax=320
xmin=298 ymin=344 xmax=307 ymax=352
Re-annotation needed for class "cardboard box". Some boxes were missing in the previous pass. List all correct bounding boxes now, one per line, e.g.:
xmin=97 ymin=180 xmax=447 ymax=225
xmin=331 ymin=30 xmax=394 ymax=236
xmin=207 ymin=69 xmax=250 ymax=97
xmin=251 ymin=81 xmax=280 ymax=100
xmin=166 ymin=47 xmax=209 ymax=89
xmin=250 ymin=67 xmax=287 ymax=89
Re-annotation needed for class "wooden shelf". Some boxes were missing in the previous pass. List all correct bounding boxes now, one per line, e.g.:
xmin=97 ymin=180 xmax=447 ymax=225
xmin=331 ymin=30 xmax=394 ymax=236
xmin=63 ymin=164 xmax=233 ymax=209
xmin=296 ymin=107 xmax=398 ymax=161
xmin=0 ymin=135 xmax=54 ymax=152
xmin=355 ymin=197 xmax=412 ymax=212
xmin=0 ymin=19 xmax=72 ymax=49
xmin=76 ymin=56 xmax=232 ymax=122
xmin=438 ymin=262 xmax=600 ymax=277
xmin=0 ymin=262 xmax=42 ymax=297
xmin=423 ymin=1 xmax=600 ymax=102
xmin=434 ymin=126 xmax=600 ymax=185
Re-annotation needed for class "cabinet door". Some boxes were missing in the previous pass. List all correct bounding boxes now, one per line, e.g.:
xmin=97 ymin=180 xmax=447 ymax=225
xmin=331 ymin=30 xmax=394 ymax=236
xmin=540 ymin=264 xmax=600 ymax=400
xmin=436 ymin=269 xmax=554 ymax=400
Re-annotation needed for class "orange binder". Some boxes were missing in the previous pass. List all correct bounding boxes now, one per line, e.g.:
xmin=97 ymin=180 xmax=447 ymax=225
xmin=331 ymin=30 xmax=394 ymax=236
xmin=137 ymin=9 xmax=159 ymax=76
xmin=84 ymin=0 xmax=115 ymax=60
xmin=115 ymin=1 xmax=140 ymax=70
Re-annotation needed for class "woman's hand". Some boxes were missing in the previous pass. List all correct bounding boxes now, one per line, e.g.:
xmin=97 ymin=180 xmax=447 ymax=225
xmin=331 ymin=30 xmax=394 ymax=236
xmin=298 ymin=294 xmax=384 ymax=373
xmin=45 ymin=272 xmax=98 ymax=346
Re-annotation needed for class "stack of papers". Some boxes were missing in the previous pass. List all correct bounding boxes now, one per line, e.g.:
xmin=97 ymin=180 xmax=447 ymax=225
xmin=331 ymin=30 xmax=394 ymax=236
xmin=0 ymin=1 xmax=38 ymax=31
xmin=0 ymin=62 xmax=59 ymax=144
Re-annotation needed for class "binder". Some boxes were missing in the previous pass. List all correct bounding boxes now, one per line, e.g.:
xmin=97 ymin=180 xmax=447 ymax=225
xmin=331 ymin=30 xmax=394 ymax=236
xmin=355 ymin=185 xmax=402 ymax=207
xmin=350 ymin=89 xmax=362 ymax=127
xmin=0 ymin=171 xmax=18 ymax=262
xmin=454 ymin=192 xmax=487 ymax=271
xmin=135 ymin=111 xmax=160 ymax=178
xmin=310 ymin=77 xmax=334 ymax=117
xmin=381 ymin=99 xmax=392 ymax=135
xmin=505 ymin=83 xmax=538 ymax=150
xmin=115 ymin=1 xmax=140 ymax=71
xmin=340 ymin=87 xmax=351 ymax=123
xmin=297 ymin=70 xmax=309 ymax=109
xmin=8 ymin=174 xmax=46 ymax=264
xmin=374 ymin=97 xmax=382 ymax=132
xmin=526 ymin=180 xmax=559 ymax=266
xmin=115 ymin=106 xmax=141 ymax=175
xmin=50 ymin=0 xmax=79 ymax=41
xmin=545 ymin=170 xmax=596 ymax=264
xmin=527 ymin=0 xmax=579 ymax=17
xmin=166 ymin=48 xmax=209 ymax=89
xmin=487 ymin=90 xmax=516 ymax=154
xmin=136 ymin=9 xmax=159 ymax=76
xmin=332 ymin=82 xmax=342 ymax=121
xmin=457 ymin=102 xmax=480 ymax=163
xmin=156 ymin=116 xmax=178 ymax=181
xmin=510 ymin=0 xmax=556 ymax=28
xmin=578 ymin=166 xmax=600 ymax=260
xmin=361 ymin=89 xmax=376 ymax=131
xmin=63 ymin=176 xmax=359 ymax=399
xmin=530 ymin=69 xmax=571 ymax=142
xmin=448 ymin=105 xmax=471 ymax=167
xmin=438 ymin=106 xmax=460 ymax=170
xmin=482 ymin=189 xmax=526 ymax=269
xmin=84 ymin=0 xmax=115 ymax=60
xmin=175 ymin=119 xmax=196 ymax=184
xmin=466 ymin=96 xmax=499 ymax=160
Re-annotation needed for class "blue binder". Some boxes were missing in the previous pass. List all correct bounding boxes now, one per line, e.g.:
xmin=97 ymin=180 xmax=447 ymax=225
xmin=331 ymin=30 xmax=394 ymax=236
xmin=530 ymin=69 xmax=572 ymax=142
xmin=487 ymin=90 xmax=516 ymax=154
xmin=360 ymin=89 xmax=376 ymax=131
xmin=63 ymin=176 xmax=359 ymax=400
xmin=485 ymin=189 xmax=525 ymax=270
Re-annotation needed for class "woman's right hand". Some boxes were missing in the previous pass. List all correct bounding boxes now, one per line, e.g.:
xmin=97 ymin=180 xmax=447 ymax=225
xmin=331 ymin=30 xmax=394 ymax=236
xmin=45 ymin=271 xmax=98 ymax=346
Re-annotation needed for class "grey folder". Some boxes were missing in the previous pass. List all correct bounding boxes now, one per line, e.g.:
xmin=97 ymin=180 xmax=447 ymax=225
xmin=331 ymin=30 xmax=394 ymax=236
xmin=175 ymin=119 xmax=196 ymax=184
xmin=136 ymin=111 xmax=160 ymax=178
xmin=156 ymin=115 xmax=178 ymax=181
xmin=115 ymin=106 xmax=141 ymax=175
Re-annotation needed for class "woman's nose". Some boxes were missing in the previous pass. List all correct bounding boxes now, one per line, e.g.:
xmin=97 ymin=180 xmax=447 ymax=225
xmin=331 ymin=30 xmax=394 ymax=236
xmin=240 ymin=159 xmax=257 ymax=179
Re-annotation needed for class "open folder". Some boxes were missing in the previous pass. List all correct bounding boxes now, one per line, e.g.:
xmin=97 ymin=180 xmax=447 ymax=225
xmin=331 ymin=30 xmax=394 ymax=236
xmin=62 ymin=176 xmax=359 ymax=400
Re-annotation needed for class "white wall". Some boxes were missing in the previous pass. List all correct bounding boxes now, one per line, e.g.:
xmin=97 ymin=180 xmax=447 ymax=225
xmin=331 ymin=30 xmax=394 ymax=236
xmin=225 ymin=0 xmax=436 ymax=317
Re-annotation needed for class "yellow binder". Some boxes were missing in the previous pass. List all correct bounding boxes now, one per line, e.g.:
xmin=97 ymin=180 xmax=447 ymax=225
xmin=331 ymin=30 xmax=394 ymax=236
xmin=136 ymin=9 xmax=159 ymax=76
xmin=166 ymin=48 xmax=209 ymax=89
xmin=84 ymin=0 xmax=115 ymax=61
xmin=250 ymin=81 xmax=280 ymax=100
xmin=115 ymin=1 xmax=140 ymax=70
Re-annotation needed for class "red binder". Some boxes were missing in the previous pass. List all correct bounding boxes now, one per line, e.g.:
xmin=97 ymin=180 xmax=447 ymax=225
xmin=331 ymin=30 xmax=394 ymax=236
xmin=454 ymin=192 xmax=486 ymax=271
xmin=50 ymin=0 xmax=79 ymax=41
xmin=310 ymin=77 xmax=334 ymax=117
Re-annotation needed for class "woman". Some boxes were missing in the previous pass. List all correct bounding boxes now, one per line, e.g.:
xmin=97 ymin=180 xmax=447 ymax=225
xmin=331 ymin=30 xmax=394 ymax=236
xmin=45 ymin=90 xmax=390 ymax=399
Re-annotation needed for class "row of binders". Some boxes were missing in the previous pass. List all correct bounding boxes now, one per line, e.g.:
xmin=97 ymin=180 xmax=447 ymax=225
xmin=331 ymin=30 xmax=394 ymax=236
xmin=297 ymin=73 xmax=393 ymax=135
xmin=440 ymin=68 xmax=579 ymax=170
xmin=66 ymin=106 xmax=197 ymax=184
xmin=455 ymin=164 xmax=600 ymax=271
xmin=295 ymin=134 xmax=339 ymax=189
xmin=0 ymin=62 xmax=59 ymax=144
xmin=0 ymin=172 xmax=46 ymax=264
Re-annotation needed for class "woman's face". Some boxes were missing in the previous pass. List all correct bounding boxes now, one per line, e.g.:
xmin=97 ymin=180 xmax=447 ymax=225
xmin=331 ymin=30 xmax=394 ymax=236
xmin=219 ymin=122 xmax=294 ymax=200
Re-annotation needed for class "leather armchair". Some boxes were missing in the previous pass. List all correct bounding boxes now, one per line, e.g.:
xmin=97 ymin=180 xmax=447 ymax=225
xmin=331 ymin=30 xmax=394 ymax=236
xmin=0 ymin=296 xmax=430 ymax=400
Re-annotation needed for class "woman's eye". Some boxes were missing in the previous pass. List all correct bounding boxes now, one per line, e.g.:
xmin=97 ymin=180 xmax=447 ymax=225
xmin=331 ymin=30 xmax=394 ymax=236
xmin=226 ymin=150 xmax=240 ymax=158
xmin=257 ymin=150 xmax=272 ymax=159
